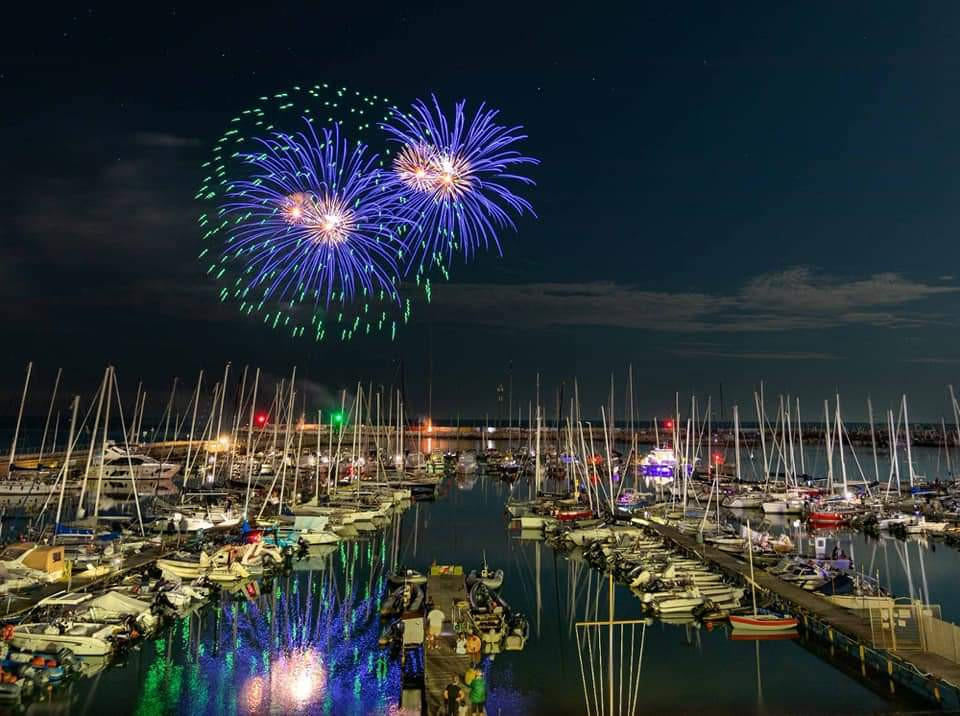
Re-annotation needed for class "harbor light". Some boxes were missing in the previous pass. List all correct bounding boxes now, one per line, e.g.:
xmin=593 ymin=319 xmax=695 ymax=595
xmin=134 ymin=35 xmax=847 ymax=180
xmin=487 ymin=426 xmax=495 ymax=433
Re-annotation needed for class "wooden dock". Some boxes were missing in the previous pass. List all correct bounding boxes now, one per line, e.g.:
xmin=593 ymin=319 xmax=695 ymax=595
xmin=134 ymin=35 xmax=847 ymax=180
xmin=0 ymin=544 xmax=171 ymax=619
xmin=424 ymin=572 xmax=472 ymax=716
xmin=648 ymin=520 xmax=960 ymax=706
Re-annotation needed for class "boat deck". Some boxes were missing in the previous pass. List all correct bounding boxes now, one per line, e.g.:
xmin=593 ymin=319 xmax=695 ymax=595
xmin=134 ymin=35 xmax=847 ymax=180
xmin=424 ymin=573 xmax=475 ymax=716
xmin=1 ymin=543 xmax=171 ymax=619
xmin=649 ymin=521 xmax=960 ymax=692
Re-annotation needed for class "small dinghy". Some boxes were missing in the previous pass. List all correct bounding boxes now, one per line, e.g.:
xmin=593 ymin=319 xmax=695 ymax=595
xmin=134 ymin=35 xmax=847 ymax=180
xmin=732 ymin=518 xmax=799 ymax=633
xmin=387 ymin=567 xmax=427 ymax=586
xmin=466 ymin=555 xmax=504 ymax=591
xmin=503 ymin=613 xmax=529 ymax=651
xmin=729 ymin=610 xmax=798 ymax=632
xmin=466 ymin=568 xmax=504 ymax=591
xmin=379 ymin=583 xmax=424 ymax=618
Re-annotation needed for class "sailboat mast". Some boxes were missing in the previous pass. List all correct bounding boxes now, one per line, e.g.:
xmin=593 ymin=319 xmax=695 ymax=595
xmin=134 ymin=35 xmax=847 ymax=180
xmin=53 ymin=395 xmax=79 ymax=545
xmin=183 ymin=371 xmax=204 ymax=494
xmin=734 ymin=405 xmax=741 ymax=482
xmin=796 ymin=397 xmax=805 ymax=476
xmin=868 ymin=396 xmax=880 ymax=484
xmin=746 ymin=519 xmax=758 ymax=617
xmin=93 ymin=366 xmax=114 ymax=519
xmin=78 ymin=368 xmax=108 ymax=516
xmin=37 ymin=368 xmax=62 ymax=466
xmin=243 ymin=368 xmax=259 ymax=517
xmin=836 ymin=395 xmax=848 ymax=497
xmin=902 ymin=394 xmax=915 ymax=489
xmin=535 ymin=408 xmax=542 ymax=496
xmin=8 ymin=361 xmax=33 ymax=470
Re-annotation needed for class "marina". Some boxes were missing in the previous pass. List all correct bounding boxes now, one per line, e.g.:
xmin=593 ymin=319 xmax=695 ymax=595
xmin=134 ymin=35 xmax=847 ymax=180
xmin=7 ymin=364 xmax=960 ymax=714
xmin=8 ymin=5 xmax=960 ymax=712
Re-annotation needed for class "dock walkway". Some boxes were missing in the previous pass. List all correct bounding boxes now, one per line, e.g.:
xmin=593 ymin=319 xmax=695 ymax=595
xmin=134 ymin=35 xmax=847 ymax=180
xmin=424 ymin=573 xmax=473 ymax=716
xmin=648 ymin=520 xmax=960 ymax=702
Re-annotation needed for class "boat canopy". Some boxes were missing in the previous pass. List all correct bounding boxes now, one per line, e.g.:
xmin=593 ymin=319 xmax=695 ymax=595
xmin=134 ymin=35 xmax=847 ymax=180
xmin=21 ymin=545 xmax=66 ymax=574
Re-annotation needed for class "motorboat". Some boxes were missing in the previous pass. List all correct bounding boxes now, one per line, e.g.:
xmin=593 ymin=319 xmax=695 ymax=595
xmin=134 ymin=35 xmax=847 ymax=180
xmin=380 ymin=583 xmax=424 ymax=618
xmin=761 ymin=496 xmax=805 ymax=514
xmin=722 ymin=493 xmax=764 ymax=509
xmin=466 ymin=567 xmax=504 ymax=591
xmin=292 ymin=515 xmax=340 ymax=546
xmin=639 ymin=447 xmax=691 ymax=484
xmin=0 ymin=543 xmax=67 ymax=592
xmin=815 ymin=574 xmax=894 ymax=611
xmin=156 ymin=552 xmax=208 ymax=579
xmin=35 ymin=590 xmax=160 ymax=635
xmin=11 ymin=622 xmax=120 ymax=657
xmin=639 ymin=588 xmax=705 ymax=614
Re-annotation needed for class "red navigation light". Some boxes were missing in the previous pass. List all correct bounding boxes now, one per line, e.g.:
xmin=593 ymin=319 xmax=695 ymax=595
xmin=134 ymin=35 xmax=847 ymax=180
xmin=664 ymin=419 xmax=674 ymax=430
xmin=713 ymin=453 xmax=724 ymax=465
xmin=256 ymin=413 xmax=267 ymax=426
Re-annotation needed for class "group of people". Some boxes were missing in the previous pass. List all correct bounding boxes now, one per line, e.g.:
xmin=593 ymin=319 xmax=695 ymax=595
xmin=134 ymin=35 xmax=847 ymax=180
xmin=444 ymin=669 xmax=486 ymax=715
xmin=425 ymin=599 xmax=488 ymax=714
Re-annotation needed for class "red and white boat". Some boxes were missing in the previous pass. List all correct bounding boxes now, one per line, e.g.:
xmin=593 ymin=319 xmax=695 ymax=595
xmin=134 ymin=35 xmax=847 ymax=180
xmin=729 ymin=611 xmax=798 ymax=632
xmin=555 ymin=508 xmax=593 ymax=522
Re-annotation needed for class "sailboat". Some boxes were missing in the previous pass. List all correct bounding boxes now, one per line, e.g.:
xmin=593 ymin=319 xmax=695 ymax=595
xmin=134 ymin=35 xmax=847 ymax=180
xmin=729 ymin=520 xmax=799 ymax=633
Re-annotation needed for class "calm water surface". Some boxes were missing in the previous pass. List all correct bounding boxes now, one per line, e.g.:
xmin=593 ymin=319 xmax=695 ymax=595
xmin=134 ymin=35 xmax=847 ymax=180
xmin=9 ymin=447 xmax=959 ymax=715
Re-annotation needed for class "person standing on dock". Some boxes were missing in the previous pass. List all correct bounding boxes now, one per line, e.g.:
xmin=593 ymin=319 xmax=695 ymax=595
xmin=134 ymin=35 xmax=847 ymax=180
xmin=426 ymin=605 xmax=445 ymax=650
xmin=465 ymin=632 xmax=481 ymax=664
xmin=444 ymin=675 xmax=464 ymax=716
xmin=468 ymin=668 xmax=486 ymax=714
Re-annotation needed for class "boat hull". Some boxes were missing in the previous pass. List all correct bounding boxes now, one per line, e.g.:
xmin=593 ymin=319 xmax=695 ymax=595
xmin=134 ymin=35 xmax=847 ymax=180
xmin=729 ymin=614 xmax=798 ymax=632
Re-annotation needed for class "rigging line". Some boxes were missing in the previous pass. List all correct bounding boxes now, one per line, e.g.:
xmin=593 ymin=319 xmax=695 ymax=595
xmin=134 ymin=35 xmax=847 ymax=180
xmin=618 ymin=623 xmax=624 ymax=714
xmin=631 ymin=622 xmax=646 ymax=715
xmin=575 ymin=625 xmax=593 ymax=716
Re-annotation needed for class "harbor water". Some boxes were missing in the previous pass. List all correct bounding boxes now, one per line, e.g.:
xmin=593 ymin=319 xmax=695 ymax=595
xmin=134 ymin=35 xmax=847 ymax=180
xmin=28 ymin=454 xmax=956 ymax=715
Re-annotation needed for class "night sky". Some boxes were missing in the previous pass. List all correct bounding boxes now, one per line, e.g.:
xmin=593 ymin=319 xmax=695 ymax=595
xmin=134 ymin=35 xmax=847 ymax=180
xmin=4 ymin=3 xmax=960 ymax=421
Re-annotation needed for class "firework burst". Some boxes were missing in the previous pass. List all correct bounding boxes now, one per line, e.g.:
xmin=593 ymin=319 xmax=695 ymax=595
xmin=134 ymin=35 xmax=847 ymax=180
xmin=382 ymin=95 xmax=538 ymax=272
xmin=197 ymin=84 xmax=413 ymax=342
xmin=222 ymin=120 xmax=401 ymax=310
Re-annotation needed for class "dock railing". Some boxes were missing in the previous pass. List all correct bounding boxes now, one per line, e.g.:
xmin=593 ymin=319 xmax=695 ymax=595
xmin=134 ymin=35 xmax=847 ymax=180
xmin=919 ymin=606 xmax=960 ymax=664
xmin=866 ymin=600 xmax=960 ymax=663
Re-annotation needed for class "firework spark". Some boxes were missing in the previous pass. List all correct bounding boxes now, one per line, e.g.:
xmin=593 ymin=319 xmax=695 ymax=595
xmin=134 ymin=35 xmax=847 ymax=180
xmin=220 ymin=119 xmax=401 ymax=309
xmin=197 ymin=83 xmax=412 ymax=342
xmin=382 ymin=95 xmax=538 ymax=272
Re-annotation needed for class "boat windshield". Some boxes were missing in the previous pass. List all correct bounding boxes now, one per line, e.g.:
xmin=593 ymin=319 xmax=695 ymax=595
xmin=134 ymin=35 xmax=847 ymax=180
xmin=0 ymin=544 xmax=32 ymax=561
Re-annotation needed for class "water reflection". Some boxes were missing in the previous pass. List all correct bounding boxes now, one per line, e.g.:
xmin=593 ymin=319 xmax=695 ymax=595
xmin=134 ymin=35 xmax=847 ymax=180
xmin=61 ymin=451 xmax=958 ymax=715
xmin=126 ymin=533 xmax=400 ymax=716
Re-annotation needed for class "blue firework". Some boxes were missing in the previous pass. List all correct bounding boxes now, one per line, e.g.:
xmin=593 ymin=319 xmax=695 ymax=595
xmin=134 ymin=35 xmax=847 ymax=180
xmin=381 ymin=95 xmax=538 ymax=273
xmin=220 ymin=120 xmax=401 ymax=310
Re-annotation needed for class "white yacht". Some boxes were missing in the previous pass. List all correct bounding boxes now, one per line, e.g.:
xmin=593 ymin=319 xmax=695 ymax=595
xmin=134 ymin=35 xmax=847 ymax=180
xmin=88 ymin=443 xmax=181 ymax=499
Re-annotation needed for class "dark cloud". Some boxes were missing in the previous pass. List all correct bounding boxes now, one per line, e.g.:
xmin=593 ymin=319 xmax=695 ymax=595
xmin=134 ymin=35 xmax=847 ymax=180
xmin=426 ymin=268 xmax=959 ymax=333
xmin=134 ymin=132 xmax=202 ymax=148
xmin=670 ymin=346 xmax=837 ymax=361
